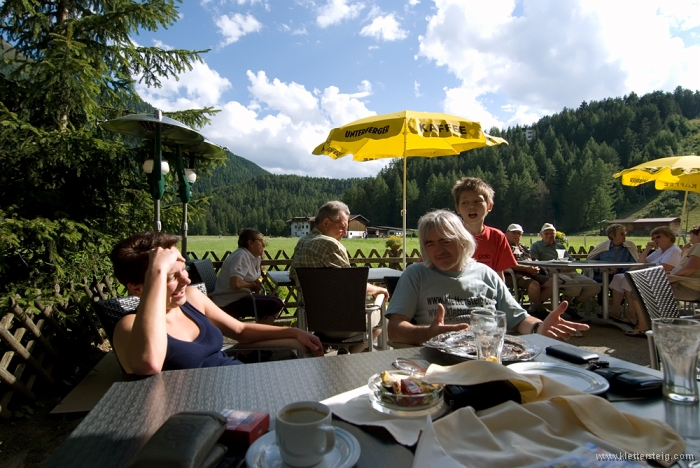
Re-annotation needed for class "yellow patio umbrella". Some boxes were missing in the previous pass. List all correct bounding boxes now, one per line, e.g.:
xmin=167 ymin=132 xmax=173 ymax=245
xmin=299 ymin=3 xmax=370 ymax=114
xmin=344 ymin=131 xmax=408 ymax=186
xmin=312 ymin=110 xmax=508 ymax=267
xmin=613 ymin=155 xmax=700 ymax=232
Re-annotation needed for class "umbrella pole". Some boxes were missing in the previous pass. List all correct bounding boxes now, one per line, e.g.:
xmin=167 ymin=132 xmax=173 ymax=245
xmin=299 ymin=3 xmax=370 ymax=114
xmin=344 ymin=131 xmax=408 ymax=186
xmin=402 ymin=137 xmax=408 ymax=270
xmin=182 ymin=202 xmax=188 ymax=258
xmin=683 ymin=190 xmax=689 ymax=233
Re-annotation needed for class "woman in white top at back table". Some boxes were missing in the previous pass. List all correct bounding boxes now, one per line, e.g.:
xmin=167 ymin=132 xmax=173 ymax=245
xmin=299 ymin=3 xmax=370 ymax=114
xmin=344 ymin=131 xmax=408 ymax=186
xmin=668 ymin=225 xmax=700 ymax=303
xmin=614 ymin=226 xmax=682 ymax=337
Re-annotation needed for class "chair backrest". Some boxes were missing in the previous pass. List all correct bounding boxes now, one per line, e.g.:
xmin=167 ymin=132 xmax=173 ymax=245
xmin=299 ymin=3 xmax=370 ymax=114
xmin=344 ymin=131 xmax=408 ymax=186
xmin=188 ymin=258 xmax=218 ymax=293
xmin=384 ymin=275 xmax=401 ymax=297
xmin=91 ymin=296 xmax=140 ymax=346
xmin=625 ymin=266 xmax=681 ymax=322
xmin=296 ymin=267 xmax=369 ymax=333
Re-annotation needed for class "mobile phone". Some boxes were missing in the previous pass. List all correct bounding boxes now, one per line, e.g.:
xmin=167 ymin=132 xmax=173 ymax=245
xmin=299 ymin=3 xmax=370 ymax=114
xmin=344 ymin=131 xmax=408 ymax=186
xmin=594 ymin=367 xmax=662 ymax=397
xmin=545 ymin=345 xmax=599 ymax=364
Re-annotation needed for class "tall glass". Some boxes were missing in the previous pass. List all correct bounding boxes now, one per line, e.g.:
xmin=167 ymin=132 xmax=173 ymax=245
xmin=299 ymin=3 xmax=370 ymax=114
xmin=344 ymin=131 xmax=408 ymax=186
xmin=471 ymin=309 xmax=507 ymax=364
xmin=652 ymin=318 xmax=700 ymax=403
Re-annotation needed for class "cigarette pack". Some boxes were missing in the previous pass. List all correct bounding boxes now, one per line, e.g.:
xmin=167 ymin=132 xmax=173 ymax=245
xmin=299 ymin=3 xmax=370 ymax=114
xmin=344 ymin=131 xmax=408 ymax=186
xmin=218 ymin=409 xmax=269 ymax=447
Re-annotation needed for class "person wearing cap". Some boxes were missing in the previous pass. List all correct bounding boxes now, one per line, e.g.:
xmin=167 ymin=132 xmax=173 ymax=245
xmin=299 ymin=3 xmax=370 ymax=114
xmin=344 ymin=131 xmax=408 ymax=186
xmin=504 ymin=224 xmax=554 ymax=320
xmin=530 ymin=223 xmax=600 ymax=319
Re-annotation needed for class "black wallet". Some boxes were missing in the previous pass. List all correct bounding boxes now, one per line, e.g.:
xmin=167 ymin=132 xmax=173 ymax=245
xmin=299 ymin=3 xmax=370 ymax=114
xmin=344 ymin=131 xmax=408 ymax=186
xmin=545 ymin=345 xmax=599 ymax=364
xmin=445 ymin=380 xmax=522 ymax=411
xmin=594 ymin=367 xmax=662 ymax=398
xmin=125 ymin=411 xmax=228 ymax=468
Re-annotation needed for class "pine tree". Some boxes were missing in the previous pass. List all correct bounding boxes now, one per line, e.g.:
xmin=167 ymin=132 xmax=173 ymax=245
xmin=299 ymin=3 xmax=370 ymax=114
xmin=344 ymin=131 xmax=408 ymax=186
xmin=0 ymin=1 xmax=216 ymax=299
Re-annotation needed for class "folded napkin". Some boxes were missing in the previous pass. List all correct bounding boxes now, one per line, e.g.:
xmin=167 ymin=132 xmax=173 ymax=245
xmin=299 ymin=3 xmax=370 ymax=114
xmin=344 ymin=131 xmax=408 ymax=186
xmin=322 ymin=385 xmax=428 ymax=446
xmin=415 ymin=360 xmax=685 ymax=468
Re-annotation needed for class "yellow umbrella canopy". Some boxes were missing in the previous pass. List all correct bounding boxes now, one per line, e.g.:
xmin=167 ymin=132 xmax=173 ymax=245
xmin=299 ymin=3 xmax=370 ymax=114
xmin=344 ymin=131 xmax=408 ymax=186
xmin=613 ymin=155 xmax=700 ymax=230
xmin=312 ymin=110 xmax=508 ymax=267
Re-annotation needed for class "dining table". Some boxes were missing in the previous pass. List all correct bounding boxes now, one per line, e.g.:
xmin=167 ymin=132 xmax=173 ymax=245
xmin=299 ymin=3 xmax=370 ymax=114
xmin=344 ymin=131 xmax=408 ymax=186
xmin=518 ymin=260 xmax=654 ymax=319
xmin=266 ymin=267 xmax=402 ymax=291
xmin=46 ymin=334 xmax=700 ymax=468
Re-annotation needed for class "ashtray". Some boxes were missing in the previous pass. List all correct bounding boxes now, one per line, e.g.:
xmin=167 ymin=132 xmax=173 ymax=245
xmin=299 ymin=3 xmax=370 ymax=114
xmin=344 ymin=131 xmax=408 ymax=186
xmin=367 ymin=370 xmax=444 ymax=417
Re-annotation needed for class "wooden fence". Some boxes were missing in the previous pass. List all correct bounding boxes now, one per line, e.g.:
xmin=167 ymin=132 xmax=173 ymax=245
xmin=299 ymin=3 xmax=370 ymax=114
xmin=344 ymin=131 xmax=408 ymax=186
xmin=0 ymin=276 xmax=117 ymax=418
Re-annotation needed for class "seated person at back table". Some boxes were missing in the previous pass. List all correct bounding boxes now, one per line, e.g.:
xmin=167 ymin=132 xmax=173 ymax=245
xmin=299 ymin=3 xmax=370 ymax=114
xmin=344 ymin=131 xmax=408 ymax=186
xmin=612 ymin=226 xmax=682 ymax=338
xmin=211 ymin=228 xmax=283 ymax=325
xmin=668 ymin=225 xmax=700 ymax=303
xmin=289 ymin=200 xmax=388 ymax=353
xmin=505 ymin=223 xmax=554 ymax=318
xmin=586 ymin=223 xmax=639 ymax=323
xmin=530 ymin=223 xmax=600 ymax=320
xmin=452 ymin=176 xmax=517 ymax=282
xmin=110 ymin=232 xmax=322 ymax=376
xmin=385 ymin=210 xmax=588 ymax=346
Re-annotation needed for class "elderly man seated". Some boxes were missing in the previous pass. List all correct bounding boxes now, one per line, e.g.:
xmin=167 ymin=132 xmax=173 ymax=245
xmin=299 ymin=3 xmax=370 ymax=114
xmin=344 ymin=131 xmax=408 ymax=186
xmin=586 ymin=223 xmax=639 ymax=323
xmin=385 ymin=210 xmax=588 ymax=346
xmin=290 ymin=200 xmax=388 ymax=353
xmin=530 ymin=223 xmax=600 ymax=321
xmin=504 ymin=223 xmax=554 ymax=320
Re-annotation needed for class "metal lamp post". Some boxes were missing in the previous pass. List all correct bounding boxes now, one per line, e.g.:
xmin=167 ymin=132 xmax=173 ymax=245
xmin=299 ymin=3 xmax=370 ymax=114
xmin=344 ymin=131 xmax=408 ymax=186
xmin=101 ymin=110 xmax=205 ymax=231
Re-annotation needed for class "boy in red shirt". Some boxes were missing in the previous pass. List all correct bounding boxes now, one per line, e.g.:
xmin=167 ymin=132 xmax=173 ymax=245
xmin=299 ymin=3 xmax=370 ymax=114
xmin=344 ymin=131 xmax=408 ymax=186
xmin=452 ymin=177 xmax=517 ymax=281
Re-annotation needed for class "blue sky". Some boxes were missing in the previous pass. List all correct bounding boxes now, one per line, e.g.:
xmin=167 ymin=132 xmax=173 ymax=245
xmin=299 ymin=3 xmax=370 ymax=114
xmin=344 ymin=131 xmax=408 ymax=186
xmin=133 ymin=0 xmax=700 ymax=179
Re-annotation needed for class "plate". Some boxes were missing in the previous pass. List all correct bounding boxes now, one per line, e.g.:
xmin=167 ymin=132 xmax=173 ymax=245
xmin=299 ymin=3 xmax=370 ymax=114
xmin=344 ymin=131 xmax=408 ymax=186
xmin=246 ymin=428 xmax=360 ymax=468
xmin=507 ymin=362 xmax=610 ymax=394
xmin=424 ymin=331 xmax=542 ymax=362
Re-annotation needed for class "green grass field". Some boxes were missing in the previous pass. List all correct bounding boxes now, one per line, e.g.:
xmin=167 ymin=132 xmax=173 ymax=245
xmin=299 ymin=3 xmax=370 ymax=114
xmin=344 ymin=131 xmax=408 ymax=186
xmin=186 ymin=234 xmax=665 ymax=258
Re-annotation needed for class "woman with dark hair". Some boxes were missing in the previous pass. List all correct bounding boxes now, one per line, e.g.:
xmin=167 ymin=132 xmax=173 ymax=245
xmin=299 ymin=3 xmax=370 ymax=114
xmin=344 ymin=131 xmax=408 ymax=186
xmin=211 ymin=228 xmax=284 ymax=325
xmin=110 ymin=232 xmax=322 ymax=376
xmin=385 ymin=210 xmax=588 ymax=346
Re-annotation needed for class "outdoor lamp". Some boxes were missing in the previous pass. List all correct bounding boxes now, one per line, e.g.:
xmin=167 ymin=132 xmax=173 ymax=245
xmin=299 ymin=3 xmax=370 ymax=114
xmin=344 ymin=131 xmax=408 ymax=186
xmin=185 ymin=169 xmax=196 ymax=183
xmin=142 ymin=159 xmax=170 ymax=174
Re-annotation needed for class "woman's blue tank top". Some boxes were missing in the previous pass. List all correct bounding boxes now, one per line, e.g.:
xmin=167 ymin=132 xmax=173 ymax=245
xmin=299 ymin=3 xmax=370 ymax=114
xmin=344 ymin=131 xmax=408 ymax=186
xmin=162 ymin=301 xmax=242 ymax=371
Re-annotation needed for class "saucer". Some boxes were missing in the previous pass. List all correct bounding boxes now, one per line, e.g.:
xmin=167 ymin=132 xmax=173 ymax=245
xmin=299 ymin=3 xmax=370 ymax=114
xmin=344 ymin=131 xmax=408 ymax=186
xmin=246 ymin=428 xmax=361 ymax=468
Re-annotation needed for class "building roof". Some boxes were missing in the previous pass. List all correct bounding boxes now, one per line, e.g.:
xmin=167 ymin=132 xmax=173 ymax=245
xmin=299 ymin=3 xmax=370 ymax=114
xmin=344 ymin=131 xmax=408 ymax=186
xmin=287 ymin=216 xmax=314 ymax=223
xmin=606 ymin=218 xmax=680 ymax=224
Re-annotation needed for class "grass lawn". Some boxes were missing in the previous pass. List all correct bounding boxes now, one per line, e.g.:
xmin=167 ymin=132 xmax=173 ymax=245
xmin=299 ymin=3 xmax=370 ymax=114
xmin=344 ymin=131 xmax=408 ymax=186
xmin=186 ymin=234 xmax=664 ymax=258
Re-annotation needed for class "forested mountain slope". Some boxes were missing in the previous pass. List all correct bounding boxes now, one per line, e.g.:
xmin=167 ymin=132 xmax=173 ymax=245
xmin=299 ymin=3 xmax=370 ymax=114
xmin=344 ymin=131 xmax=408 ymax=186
xmin=193 ymin=87 xmax=700 ymax=235
xmin=189 ymin=174 xmax=358 ymax=235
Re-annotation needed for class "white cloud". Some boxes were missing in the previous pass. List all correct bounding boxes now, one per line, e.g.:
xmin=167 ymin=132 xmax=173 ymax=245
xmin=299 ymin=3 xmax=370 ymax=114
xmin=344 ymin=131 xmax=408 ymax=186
xmin=136 ymin=62 xmax=232 ymax=110
xmin=419 ymin=0 xmax=700 ymax=129
xmin=316 ymin=0 xmax=365 ymax=28
xmin=215 ymin=13 xmax=263 ymax=46
xmin=360 ymin=13 xmax=408 ymax=41
xmin=414 ymin=81 xmax=421 ymax=97
xmin=199 ymin=72 xmax=385 ymax=177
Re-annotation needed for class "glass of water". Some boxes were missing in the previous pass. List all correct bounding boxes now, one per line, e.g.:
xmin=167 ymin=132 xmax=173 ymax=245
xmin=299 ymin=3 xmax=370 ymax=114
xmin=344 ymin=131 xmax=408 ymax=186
xmin=652 ymin=318 xmax=700 ymax=403
xmin=471 ymin=309 xmax=507 ymax=364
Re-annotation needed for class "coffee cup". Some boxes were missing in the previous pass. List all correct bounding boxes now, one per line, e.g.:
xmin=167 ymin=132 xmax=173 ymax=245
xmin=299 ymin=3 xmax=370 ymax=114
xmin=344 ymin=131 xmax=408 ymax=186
xmin=275 ymin=401 xmax=336 ymax=467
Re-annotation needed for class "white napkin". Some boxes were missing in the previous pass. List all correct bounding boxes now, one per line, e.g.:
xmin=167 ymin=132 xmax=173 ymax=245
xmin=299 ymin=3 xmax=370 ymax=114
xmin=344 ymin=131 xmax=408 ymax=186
xmin=322 ymin=385 xmax=428 ymax=446
xmin=414 ymin=360 xmax=685 ymax=468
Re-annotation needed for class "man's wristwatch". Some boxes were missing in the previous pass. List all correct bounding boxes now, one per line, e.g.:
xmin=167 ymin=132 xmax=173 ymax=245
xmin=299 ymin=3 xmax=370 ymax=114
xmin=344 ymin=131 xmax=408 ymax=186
xmin=530 ymin=321 xmax=543 ymax=334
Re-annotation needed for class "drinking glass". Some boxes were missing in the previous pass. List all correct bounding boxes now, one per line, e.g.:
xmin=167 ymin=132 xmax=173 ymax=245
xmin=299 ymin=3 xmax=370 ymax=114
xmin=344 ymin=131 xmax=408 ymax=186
xmin=471 ymin=309 xmax=507 ymax=364
xmin=556 ymin=249 xmax=566 ymax=259
xmin=652 ymin=318 xmax=700 ymax=403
